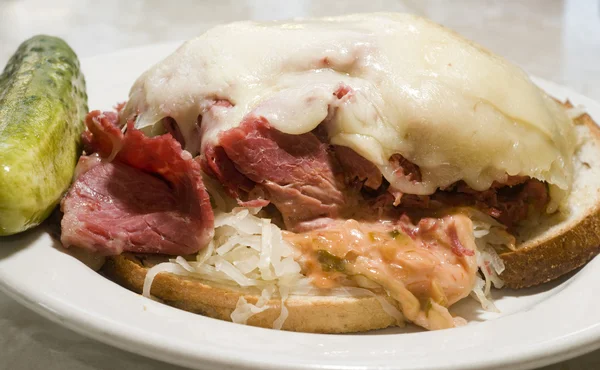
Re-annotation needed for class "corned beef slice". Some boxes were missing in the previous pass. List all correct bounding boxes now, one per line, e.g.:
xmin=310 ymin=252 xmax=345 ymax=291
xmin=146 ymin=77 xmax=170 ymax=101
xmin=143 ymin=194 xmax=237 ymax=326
xmin=60 ymin=111 xmax=214 ymax=256
xmin=201 ymin=145 xmax=261 ymax=205
xmin=205 ymin=115 xmax=345 ymax=230
xmin=334 ymin=145 xmax=382 ymax=190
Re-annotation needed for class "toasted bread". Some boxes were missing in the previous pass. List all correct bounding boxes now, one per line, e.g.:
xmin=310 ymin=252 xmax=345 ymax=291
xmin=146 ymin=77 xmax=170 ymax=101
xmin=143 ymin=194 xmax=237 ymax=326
xmin=102 ymin=253 xmax=402 ymax=333
xmin=500 ymin=111 xmax=600 ymax=288
xmin=101 ymin=105 xmax=600 ymax=332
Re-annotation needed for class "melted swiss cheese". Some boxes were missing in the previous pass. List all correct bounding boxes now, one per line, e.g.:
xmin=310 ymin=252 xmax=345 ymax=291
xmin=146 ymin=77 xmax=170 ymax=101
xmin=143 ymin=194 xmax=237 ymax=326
xmin=122 ymin=13 xmax=575 ymax=202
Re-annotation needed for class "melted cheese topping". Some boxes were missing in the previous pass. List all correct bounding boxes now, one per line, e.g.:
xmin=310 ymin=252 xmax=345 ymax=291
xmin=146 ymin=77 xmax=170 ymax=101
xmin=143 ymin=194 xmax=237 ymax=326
xmin=123 ymin=12 xmax=575 ymax=200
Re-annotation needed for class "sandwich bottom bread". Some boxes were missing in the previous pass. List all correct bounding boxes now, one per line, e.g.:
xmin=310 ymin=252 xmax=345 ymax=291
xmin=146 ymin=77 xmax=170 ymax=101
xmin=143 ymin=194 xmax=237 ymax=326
xmin=101 ymin=105 xmax=600 ymax=333
xmin=103 ymin=254 xmax=404 ymax=333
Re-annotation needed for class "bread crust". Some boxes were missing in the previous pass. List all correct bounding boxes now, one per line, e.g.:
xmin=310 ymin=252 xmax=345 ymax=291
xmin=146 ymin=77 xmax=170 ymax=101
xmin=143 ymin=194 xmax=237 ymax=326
xmin=499 ymin=212 xmax=600 ymax=288
xmin=499 ymin=113 xmax=600 ymax=288
xmin=102 ymin=253 xmax=402 ymax=333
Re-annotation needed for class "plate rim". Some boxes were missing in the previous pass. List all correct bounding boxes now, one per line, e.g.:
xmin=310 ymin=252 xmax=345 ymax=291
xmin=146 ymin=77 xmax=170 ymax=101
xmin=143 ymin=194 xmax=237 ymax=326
xmin=1 ymin=42 xmax=600 ymax=370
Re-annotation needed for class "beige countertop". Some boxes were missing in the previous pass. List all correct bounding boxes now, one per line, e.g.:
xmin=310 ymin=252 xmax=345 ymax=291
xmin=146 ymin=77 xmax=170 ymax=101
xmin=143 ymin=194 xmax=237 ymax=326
xmin=0 ymin=0 xmax=599 ymax=369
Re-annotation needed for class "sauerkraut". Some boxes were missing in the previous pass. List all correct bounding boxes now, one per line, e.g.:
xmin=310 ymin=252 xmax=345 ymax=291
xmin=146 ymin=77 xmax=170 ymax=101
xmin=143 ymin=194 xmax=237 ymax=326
xmin=470 ymin=210 xmax=515 ymax=312
xmin=143 ymin=206 xmax=312 ymax=328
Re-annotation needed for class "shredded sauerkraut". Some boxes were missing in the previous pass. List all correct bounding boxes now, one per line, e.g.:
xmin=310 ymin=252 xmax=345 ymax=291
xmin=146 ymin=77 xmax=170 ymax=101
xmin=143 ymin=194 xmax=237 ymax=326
xmin=143 ymin=204 xmax=515 ymax=329
xmin=143 ymin=207 xmax=313 ymax=329
xmin=470 ymin=210 xmax=515 ymax=312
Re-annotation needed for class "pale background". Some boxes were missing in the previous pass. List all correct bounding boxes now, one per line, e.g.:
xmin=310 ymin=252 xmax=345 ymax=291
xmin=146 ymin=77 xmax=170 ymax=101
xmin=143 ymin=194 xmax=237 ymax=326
xmin=0 ymin=0 xmax=599 ymax=369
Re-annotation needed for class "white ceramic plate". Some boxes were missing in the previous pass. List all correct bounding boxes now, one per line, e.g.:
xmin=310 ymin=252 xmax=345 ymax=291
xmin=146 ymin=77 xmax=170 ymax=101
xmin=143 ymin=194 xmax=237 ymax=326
xmin=1 ymin=43 xmax=600 ymax=370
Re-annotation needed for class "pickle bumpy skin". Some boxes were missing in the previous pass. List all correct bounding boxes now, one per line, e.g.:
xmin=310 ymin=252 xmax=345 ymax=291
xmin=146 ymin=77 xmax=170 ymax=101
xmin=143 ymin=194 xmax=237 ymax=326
xmin=0 ymin=35 xmax=88 ymax=235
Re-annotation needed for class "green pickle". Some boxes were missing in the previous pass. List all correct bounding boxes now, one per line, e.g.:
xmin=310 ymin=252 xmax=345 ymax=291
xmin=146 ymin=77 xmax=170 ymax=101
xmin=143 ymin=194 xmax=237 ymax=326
xmin=0 ymin=35 xmax=87 ymax=235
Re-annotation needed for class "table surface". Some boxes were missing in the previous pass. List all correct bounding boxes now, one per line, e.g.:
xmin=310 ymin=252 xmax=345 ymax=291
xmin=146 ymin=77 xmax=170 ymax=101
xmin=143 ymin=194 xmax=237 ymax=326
xmin=1 ymin=0 xmax=599 ymax=369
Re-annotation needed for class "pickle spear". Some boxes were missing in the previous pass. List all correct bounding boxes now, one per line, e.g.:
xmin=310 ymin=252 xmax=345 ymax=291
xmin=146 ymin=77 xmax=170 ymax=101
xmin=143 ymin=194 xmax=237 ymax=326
xmin=0 ymin=35 xmax=87 ymax=235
